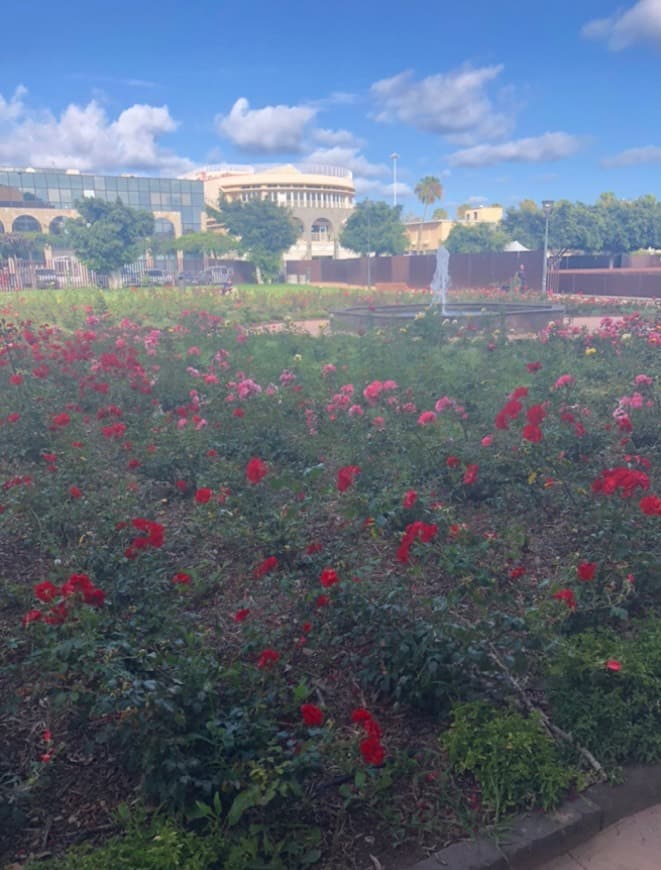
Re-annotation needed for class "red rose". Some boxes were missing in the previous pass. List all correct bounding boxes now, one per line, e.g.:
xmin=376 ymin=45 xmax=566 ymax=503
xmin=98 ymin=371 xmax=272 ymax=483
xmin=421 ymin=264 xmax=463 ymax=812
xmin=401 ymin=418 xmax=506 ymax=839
xmin=194 ymin=487 xmax=213 ymax=504
xmin=320 ymin=568 xmax=340 ymax=588
xmin=257 ymin=649 xmax=280 ymax=669
xmin=246 ymin=457 xmax=268 ymax=484
xmin=577 ymin=562 xmax=597 ymax=581
xmin=337 ymin=465 xmax=360 ymax=492
xmin=301 ymin=703 xmax=324 ymax=727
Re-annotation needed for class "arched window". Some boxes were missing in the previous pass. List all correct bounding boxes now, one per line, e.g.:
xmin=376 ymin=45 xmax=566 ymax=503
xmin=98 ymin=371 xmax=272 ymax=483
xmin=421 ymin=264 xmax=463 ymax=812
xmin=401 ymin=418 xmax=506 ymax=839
xmin=12 ymin=215 xmax=42 ymax=233
xmin=0 ymin=220 xmax=4 ymax=234
xmin=154 ymin=218 xmax=175 ymax=237
xmin=311 ymin=218 xmax=333 ymax=241
xmin=49 ymin=216 xmax=68 ymax=235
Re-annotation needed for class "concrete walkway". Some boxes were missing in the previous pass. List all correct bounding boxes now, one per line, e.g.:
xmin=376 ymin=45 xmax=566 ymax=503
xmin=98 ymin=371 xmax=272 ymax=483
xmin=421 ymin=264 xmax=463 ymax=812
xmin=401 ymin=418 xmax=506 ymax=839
xmin=537 ymin=804 xmax=661 ymax=870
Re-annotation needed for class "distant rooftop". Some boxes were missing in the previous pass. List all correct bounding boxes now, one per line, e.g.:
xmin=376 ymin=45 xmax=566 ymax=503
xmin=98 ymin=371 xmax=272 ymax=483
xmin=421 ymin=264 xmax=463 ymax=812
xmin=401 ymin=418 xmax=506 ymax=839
xmin=182 ymin=163 xmax=353 ymax=180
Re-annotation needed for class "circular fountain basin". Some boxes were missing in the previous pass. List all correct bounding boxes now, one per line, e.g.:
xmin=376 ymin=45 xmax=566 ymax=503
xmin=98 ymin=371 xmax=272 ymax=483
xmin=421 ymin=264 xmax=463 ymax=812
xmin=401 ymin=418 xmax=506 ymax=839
xmin=331 ymin=302 xmax=565 ymax=334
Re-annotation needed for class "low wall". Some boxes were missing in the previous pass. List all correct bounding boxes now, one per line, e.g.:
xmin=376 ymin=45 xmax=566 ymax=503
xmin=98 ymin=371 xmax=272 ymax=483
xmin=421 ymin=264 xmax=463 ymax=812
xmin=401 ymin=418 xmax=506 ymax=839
xmin=554 ymin=269 xmax=661 ymax=298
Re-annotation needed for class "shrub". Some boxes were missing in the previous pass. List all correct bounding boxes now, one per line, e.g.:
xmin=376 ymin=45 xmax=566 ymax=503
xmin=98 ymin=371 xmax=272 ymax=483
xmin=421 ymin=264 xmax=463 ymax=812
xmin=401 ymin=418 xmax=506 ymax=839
xmin=442 ymin=701 xmax=573 ymax=818
xmin=546 ymin=618 xmax=661 ymax=766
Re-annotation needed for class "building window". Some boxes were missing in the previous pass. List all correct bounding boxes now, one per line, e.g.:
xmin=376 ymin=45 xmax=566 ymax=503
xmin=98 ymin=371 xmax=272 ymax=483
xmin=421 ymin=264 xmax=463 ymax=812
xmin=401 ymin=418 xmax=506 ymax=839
xmin=311 ymin=218 xmax=333 ymax=241
xmin=154 ymin=218 xmax=175 ymax=237
xmin=12 ymin=215 xmax=42 ymax=233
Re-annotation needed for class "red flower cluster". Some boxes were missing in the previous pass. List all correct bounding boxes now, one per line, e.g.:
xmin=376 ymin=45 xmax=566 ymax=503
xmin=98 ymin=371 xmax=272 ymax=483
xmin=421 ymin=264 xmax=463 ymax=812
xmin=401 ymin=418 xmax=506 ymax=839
xmin=125 ymin=518 xmax=165 ymax=559
xmin=320 ymin=567 xmax=340 ymax=588
xmin=553 ymin=588 xmax=577 ymax=610
xmin=351 ymin=708 xmax=385 ymax=765
xmin=172 ymin=572 xmax=191 ymax=585
xmin=23 ymin=573 xmax=106 ymax=627
xmin=577 ymin=562 xmax=597 ymax=581
xmin=246 ymin=457 xmax=268 ymax=484
xmin=257 ymin=648 xmax=280 ymax=669
xmin=591 ymin=467 xmax=650 ymax=498
xmin=463 ymin=464 xmax=479 ymax=485
xmin=301 ymin=703 xmax=324 ymax=727
xmin=337 ymin=464 xmax=360 ymax=492
xmin=254 ymin=556 xmax=278 ymax=577
xmin=402 ymin=489 xmax=418 ymax=509
xmin=639 ymin=495 xmax=661 ymax=516
xmin=194 ymin=487 xmax=213 ymax=504
xmin=396 ymin=521 xmax=438 ymax=564
xmin=233 ymin=608 xmax=250 ymax=622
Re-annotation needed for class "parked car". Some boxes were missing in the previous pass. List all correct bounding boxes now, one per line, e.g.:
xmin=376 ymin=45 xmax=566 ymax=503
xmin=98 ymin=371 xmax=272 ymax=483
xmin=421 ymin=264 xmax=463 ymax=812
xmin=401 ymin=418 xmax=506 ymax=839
xmin=176 ymin=272 xmax=201 ymax=286
xmin=35 ymin=268 xmax=60 ymax=289
xmin=141 ymin=269 xmax=171 ymax=286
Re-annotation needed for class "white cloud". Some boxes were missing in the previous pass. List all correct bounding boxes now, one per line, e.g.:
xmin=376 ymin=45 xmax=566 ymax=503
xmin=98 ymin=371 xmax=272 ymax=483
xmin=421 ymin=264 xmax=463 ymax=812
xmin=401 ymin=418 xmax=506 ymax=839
xmin=0 ymin=85 xmax=26 ymax=122
xmin=370 ymin=65 xmax=512 ymax=144
xmin=215 ymin=97 xmax=316 ymax=153
xmin=0 ymin=87 xmax=193 ymax=174
xmin=311 ymin=127 xmax=363 ymax=148
xmin=603 ymin=145 xmax=661 ymax=166
xmin=448 ymin=132 xmax=582 ymax=167
xmin=353 ymin=178 xmax=412 ymax=199
xmin=582 ymin=0 xmax=661 ymax=50
xmin=302 ymin=145 xmax=388 ymax=178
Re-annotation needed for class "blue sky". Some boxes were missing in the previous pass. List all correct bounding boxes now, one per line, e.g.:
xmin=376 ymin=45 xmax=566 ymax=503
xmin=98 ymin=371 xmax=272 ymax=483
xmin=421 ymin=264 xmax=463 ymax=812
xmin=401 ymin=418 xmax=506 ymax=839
xmin=2 ymin=0 xmax=661 ymax=217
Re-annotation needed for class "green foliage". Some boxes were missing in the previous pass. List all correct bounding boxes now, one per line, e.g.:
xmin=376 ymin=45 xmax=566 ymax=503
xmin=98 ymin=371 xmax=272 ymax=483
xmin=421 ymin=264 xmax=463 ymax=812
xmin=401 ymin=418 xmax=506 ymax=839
xmin=442 ymin=702 xmax=574 ymax=818
xmin=339 ymin=200 xmax=407 ymax=256
xmin=66 ymin=198 xmax=154 ymax=274
xmin=445 ymin=222 xmax=512 ymax=253
xmin=0 ymin=231 xmax=47 ymax=261
xmin=210 ymin=198 xmax=297 ymax=281
xmin=28 ymin=801 xmax=322 ymax=870
xmin=502 ymin=193 xmax=661 ymax=254
xmin=164 ymin=230 xmax=235 ymax=257
xmin=547 ymin=619 xmax=661 ymax=765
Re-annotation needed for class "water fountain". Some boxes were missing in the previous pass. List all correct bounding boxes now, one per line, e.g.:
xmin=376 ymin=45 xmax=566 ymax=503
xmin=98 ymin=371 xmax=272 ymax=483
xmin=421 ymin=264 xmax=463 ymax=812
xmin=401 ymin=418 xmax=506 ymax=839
xmin=331 ymin=246 xmax=565 ymax=335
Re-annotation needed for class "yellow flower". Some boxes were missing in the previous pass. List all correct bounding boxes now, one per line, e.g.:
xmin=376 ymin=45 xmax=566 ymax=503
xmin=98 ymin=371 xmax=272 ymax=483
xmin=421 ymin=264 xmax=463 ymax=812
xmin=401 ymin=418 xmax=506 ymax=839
xmin=294 ymin=353 xmax=302 ymax=362
xmin=585 ymin=347 xmax=597 ymax=356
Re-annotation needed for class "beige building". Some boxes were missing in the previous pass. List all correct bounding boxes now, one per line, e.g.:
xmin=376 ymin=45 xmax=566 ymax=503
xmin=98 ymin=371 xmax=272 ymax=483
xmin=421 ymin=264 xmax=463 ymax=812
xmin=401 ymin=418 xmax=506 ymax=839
xmin=405 ymin=205 xmax=504 ymax=253
xmin=183 ymin=163 xmax=356 ymax=259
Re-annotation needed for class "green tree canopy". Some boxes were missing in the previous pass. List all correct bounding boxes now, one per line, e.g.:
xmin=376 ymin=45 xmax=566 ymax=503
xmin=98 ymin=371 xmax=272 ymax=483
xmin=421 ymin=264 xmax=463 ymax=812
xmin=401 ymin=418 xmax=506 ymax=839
xmin=156 ymin=230 xmax=236 ymax=258
xmin=502 ymin=194 xmax=661 ymax=257
xmin=209 ymin=197 xmax=297 ymax=282
xmin=0 ymin=232 xmax=47 ymax=261
xmin=339 ymin=200 xmax=407 ymax=256
xmin=445 ymin=222 xmax=512 ymax=254
xmin=432 ymin=207 xmax=449 ymax=220
xmin=66 ymin=198 xmax=154 ymax=275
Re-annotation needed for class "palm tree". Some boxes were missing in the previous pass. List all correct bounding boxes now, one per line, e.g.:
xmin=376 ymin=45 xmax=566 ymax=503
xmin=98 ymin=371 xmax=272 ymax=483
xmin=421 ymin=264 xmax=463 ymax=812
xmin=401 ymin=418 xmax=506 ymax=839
xmin=414 ymin=176 xmax=443 ymax=253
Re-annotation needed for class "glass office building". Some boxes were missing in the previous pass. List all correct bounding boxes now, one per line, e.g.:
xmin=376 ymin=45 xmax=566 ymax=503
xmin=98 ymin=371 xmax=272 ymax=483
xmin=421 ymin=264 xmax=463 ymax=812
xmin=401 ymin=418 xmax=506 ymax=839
xmin=0 ymin=168 xmax=205 ymax=234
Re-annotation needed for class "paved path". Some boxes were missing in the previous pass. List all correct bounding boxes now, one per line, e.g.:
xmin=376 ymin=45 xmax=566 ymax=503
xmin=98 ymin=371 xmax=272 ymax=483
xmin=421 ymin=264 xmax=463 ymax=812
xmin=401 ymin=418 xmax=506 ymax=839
xmin=537 ymin=804 xmax=661 ymax=870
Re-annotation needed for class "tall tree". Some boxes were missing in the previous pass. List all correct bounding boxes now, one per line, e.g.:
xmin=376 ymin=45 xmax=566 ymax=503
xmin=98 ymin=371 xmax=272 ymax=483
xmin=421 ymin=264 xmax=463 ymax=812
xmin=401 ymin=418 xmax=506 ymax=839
xmin=432 ymin=207 xmax=449 ymax=220
xmin=414 ymin=176 xmax=443 ymax=252
xmin=445 ymin=223 xmax=511 ymax=254
xmin=339 ymin=200 xmax=407 ymax=257
xmin=209 ymin=198 xmax=297 ymax=282
xmin=158 ymin=231 xmax=236 ymax=258
xmin=67 ymin=198 xmax=154 ymax=276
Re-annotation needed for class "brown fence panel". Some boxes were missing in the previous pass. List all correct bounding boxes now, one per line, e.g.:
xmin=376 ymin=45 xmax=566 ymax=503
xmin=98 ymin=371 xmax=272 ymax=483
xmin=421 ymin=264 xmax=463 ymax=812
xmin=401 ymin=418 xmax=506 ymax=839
xmin=287 ymin=251 xmax=546 ymax=290
xmin=555 ymin=269 xmax=661 ymax=298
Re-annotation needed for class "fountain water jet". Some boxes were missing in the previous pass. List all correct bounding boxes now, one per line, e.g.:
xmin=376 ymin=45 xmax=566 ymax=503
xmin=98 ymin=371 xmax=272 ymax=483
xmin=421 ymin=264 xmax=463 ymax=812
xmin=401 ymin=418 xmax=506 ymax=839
xmin=331 ymin=246 xmax=564 ymax=335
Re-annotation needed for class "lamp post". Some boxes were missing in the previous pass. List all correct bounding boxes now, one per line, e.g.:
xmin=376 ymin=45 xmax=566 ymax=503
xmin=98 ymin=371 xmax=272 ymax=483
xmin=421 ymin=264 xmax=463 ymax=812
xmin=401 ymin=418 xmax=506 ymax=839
xmin=541 ymin=200 xmax=554 ymax=296
xmin=390 ymin=153 xmax=399 ymax=207
xmin=366 ymin=200 xmax=372 ymax=291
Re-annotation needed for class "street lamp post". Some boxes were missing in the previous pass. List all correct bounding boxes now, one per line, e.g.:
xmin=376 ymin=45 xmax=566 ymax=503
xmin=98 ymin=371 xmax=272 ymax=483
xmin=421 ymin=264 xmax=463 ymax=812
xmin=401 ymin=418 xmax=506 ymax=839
xmin=390 ymin=153 xmax=399 ymax=207
xmin=366 ymin=201 xmax=371 ymax=291
xmin=541 ymin=200 xmax=554 ymax=295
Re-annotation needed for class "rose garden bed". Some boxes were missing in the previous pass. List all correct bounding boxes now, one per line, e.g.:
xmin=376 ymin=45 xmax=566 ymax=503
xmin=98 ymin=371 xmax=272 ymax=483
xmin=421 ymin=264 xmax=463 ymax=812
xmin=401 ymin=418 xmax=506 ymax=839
xmin=0 ymin=286 xmax=659 ymax=869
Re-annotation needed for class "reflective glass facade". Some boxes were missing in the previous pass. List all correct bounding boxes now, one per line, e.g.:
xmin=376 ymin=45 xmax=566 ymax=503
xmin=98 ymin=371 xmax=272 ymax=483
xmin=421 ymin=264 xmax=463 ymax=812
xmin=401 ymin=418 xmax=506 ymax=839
xmin=0 ymin=169 xmax=205 ymax=233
